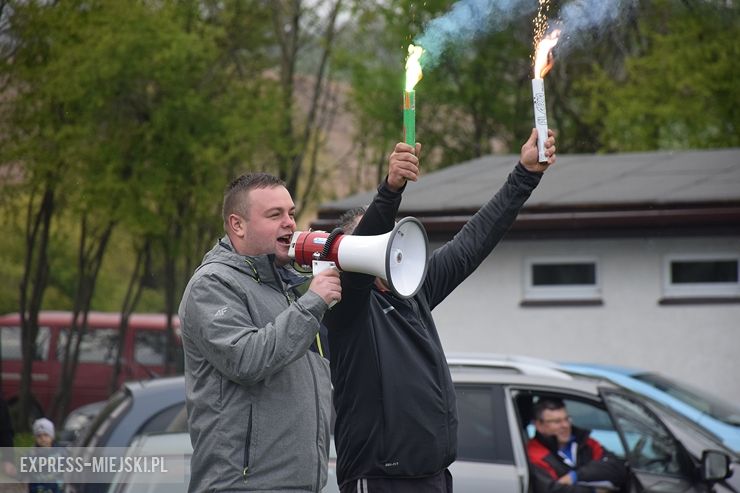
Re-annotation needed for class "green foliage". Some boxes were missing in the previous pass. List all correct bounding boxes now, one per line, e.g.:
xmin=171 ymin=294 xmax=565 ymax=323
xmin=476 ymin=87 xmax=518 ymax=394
xmin=0 ymin=0 xmax=282 ymax=314
xmin=579 ymin=0 xmax=740 ymax=151
xmin=342 ymin=0 xmax=738 ymax=165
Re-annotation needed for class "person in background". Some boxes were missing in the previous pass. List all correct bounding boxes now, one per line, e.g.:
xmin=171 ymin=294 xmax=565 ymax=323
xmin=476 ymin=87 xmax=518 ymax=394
xmin=527 ymin=398 xmax=628 ymax=493
xmin=27 ymin=418 xmax=64 ymax=493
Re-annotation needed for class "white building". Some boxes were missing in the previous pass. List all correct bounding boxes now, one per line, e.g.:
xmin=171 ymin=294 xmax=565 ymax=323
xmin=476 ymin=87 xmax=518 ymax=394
xmin=314 ymin=148 xmax=740 ymax=403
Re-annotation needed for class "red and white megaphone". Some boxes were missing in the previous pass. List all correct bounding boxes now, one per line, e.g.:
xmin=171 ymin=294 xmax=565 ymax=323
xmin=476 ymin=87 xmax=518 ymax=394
xmin=288 ymin=217 xmax=429 ymax=299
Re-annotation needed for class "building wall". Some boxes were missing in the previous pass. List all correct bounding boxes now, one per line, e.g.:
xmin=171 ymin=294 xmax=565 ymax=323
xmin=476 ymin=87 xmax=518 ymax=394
xmin=431 ymin=235 xmax=740 ymax=403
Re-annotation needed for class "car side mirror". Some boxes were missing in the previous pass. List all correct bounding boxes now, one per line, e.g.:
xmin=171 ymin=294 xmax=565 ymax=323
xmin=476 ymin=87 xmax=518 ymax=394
xmin=701 ymin=450 xmax=731 ymax=482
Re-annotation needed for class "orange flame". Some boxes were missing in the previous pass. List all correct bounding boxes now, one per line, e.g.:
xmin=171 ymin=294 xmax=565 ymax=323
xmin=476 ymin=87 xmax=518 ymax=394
xmin=405 ymin=44 xmax=424 ymax=91
xmin=534 ymin=29 xmax=560 ymax=79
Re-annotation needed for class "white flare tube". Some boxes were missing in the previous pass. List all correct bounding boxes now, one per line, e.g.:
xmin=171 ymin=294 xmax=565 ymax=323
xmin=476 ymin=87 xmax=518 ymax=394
xmin=532 ymin=78 xmax=548 ymax=163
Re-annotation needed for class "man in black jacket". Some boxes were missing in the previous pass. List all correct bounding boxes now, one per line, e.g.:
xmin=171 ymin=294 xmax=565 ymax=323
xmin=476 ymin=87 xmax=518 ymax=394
xmin=323 ymin=129 xmax=557 ymax=492
xmin=527 ymin=398 xmax=628 ymax=492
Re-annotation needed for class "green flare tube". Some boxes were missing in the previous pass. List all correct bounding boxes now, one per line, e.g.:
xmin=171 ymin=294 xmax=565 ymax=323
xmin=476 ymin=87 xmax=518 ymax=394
xmin=403 ymin=90 xmax=415 ymax=146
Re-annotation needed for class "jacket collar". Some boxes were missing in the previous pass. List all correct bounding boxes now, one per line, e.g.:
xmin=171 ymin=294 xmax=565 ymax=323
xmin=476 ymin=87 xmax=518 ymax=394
xmin=533 ymin=425 xmax=592 ymax=454
xmin=207 ymin=236 xmax=281 ymax=288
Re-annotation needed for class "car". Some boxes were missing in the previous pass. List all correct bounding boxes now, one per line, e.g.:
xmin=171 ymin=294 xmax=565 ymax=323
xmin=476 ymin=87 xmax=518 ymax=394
xmin=447 ymin=365 xmax=734 ymax=492
xmin=103 ymin=432 xmax=192 ymax=493
xmin=561 ymin=362 xmax=740 ymax=453
xmin=66 ymin=376 xmax=187 ymax=493
xmin=58 ymin=400 xmax=106 ymax=446
xmin=72 ymin=360 xmax=735 ymax=493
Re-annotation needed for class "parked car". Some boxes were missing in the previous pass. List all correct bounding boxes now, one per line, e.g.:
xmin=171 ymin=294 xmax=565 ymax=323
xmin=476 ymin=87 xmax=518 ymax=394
xmin=104 ymin=432 xmax=192 ymax=493
xmin=561 ymin=363 xmax=740 ymax=454
xmin=66 ymin=376 xmax=186 ymax=493
xmin=73 ymin=359 xmax=736 ymax=493
xmin=447 ymin=365 xmax=733 ymax=492
xmin=101 ymin=430 xmax=341 ymax=493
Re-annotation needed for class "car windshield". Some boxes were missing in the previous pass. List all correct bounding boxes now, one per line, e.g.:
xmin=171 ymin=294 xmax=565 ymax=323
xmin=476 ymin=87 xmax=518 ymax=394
xmin=635 ymin=373 xmax=740 ymax=426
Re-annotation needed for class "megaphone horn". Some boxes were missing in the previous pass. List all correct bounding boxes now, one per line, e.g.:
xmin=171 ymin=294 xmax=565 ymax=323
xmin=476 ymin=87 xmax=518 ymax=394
xmin=288 ymin=217 xmax=429 ymax=299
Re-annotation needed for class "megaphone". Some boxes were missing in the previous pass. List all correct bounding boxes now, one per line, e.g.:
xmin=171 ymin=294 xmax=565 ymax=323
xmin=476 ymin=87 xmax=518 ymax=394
xmin=288 ymin=217 xmax=429 ymax=299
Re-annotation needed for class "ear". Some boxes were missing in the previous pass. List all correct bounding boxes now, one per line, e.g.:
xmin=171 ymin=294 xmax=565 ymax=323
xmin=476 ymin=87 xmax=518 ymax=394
xmin=228 ymin=213 xmax=247 ymax=238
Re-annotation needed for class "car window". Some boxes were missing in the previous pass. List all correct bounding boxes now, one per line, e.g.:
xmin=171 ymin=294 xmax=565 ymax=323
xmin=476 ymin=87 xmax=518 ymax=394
xmin=58 ymin=328 xmax=118 ymax=364
xmin=134 ymin=330 xmax=166 ymax=366
xmin=604 ymin=392 xmax=687 ymax=475
xmin=137 ymin=403 xmax=185 ymax=437
xmin=634 ymin=372 xmax=740 ymax=426
xmin=0 ymin=326 xmax=50 ymax=360
xmin=516 ymin=392 xmax=626 ymax=458
xmin=455 ymin=384 xmax=514 ymax=464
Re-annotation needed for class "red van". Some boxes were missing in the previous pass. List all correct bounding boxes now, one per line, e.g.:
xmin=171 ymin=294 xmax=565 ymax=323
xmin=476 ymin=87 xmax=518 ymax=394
xmin=0 ymin=311 xmax=182 ymax=418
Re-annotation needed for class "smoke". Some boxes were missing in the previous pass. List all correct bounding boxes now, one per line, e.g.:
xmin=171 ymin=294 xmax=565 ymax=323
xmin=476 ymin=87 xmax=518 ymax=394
xmin=415 ymin=0 xmax=532 ymax=68
xmin=554 ymin=0 xmax=638 ymax=54
xmin=414 ymin=0 xmax=638 ymax=68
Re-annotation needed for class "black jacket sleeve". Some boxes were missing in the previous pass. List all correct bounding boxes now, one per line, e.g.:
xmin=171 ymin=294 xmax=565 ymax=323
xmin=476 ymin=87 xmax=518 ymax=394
xmin=422 ymin=163 xmax=542 ymax=309
xmin=576 ymin=450 xmax=629 ymax=488
xmin=531 ymin=467 xmax=596 ymax=493
xmin=324 ymin=177 xmax=403 ymax=327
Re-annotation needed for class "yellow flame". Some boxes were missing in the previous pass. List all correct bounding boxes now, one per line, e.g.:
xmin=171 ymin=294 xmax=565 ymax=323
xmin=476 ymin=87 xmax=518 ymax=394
xmin=405 ymin=44 xmax=424 ymax=91
xmin=534 ymin=29 xmax=560 ymax=79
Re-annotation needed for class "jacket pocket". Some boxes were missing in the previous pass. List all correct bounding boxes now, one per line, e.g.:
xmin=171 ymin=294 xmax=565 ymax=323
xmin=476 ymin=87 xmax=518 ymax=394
xmin=242 ymin=404 xmax=253 ymax=482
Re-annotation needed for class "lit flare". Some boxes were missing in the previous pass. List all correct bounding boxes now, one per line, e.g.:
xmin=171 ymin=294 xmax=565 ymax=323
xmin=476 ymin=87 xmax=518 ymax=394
xmin=405 ymin=44 xmax=424 ymax=91
xmin=534 ymin=29 xmax=561 ymax=79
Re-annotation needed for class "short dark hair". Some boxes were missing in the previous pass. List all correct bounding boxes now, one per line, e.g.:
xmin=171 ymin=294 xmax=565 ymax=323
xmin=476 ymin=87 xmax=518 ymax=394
xmin=222 ymin=173 xmax=285 ymax=227
xmin=533 ymin=398 xmax=566 ymax=421
xmin=336 ymin=206 xmax=367 ymax=234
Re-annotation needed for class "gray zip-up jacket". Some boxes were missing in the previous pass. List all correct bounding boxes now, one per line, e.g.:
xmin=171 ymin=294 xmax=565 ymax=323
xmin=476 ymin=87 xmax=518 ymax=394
xmin=179 ymin=236 xmax=332 ymax=492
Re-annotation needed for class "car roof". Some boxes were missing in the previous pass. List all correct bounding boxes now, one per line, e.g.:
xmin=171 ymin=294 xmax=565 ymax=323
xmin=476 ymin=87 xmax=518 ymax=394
xmin=123 ymin=375 xmax=185 ymax=396
xmin=449 ymin=367 xmax=615 ymax=395
xmin=562 ymin=362 xmax=644 ymax=377
xmin=445 ymin=352 xmax=572 ymax=379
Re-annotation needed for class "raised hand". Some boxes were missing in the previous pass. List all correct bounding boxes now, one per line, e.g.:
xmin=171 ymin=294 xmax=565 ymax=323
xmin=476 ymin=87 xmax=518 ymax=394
xmin=387 ymin=142 xmax=422 ymax=191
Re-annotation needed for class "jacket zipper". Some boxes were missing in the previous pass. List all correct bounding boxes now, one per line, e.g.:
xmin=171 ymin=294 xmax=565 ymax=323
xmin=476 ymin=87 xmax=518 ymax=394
xmin=307 ymin=357 xmax=321 ymax=492
xmin=242 ymin=404 xmax=253 ymax=482
xmin=410 ymin=296 xmax=451 ymax=467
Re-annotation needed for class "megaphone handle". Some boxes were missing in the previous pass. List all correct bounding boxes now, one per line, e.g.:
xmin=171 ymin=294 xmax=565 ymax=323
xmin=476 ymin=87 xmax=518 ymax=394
xmin=312 ymin=260 xmax=338 ymax=308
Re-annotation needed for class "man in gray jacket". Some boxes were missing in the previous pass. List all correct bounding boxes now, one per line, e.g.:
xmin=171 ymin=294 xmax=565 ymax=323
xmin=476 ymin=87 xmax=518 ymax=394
xmin=179 ymin=172 xmax=342 ymax=492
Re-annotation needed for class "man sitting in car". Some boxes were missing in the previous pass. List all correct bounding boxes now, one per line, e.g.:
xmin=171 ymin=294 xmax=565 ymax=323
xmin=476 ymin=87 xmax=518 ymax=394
xmin=527 ymin=398 xmax=628 ymax=492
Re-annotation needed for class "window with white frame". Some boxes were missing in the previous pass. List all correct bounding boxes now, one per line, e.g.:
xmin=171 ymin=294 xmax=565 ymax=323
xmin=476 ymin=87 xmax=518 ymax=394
xmin=524 ymin=257 xmax=601 ymax=301
xmin=663 ymin=255 xmax=740 ymax=298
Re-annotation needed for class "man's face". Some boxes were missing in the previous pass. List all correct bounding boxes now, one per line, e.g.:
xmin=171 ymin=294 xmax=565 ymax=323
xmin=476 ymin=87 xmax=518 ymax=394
xmin=239 ymin=186 xmax=296 ymax=266
xmin=535 ymin=408 xmax=572 ymax=447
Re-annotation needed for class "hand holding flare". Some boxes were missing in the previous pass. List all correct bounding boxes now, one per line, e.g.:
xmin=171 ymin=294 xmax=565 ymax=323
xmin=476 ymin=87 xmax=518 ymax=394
xmin=404 ymin=44 xmax=423 ymax=147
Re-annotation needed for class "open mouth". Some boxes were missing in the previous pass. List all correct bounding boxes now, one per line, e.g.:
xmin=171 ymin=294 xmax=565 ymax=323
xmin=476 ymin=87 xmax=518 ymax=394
xmin=277 ymin=234 xmax=292 ymax=246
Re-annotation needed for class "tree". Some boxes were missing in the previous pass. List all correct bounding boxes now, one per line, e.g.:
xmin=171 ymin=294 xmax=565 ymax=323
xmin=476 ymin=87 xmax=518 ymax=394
xmin=577 ymin=0 xmax=739 ymax=151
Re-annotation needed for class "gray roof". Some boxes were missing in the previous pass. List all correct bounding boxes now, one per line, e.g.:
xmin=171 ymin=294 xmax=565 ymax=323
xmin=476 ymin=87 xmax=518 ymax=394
xmin=321 ymin=148 xmax=740 ymax=213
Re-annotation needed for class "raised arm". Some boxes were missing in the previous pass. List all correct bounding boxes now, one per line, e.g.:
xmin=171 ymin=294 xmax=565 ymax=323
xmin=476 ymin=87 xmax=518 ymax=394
xmin=422 ymin=129 xmax=556 ymax=309
xmin=325 ymin=142 xmax=420 ymax=325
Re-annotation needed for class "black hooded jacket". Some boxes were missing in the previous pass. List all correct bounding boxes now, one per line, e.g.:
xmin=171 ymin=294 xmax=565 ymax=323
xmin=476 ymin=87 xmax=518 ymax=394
xmin=324 ymin=163 xmax=542 ymax=488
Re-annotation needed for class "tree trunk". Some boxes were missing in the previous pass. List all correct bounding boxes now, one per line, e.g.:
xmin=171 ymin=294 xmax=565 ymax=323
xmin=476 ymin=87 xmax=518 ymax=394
xmin=51 ymin=217 xmax=115 ymax=423
xmin=110 ymin=239 xmax=149 ymax=394
xmin=17 ymin=183 xmax=55 ymax=432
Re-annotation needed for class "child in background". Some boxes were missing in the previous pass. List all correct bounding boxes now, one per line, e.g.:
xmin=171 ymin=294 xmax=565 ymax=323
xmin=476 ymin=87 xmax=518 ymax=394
xmin=28 ymin=418 xmax=64 ymax=493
